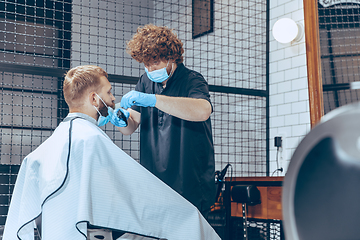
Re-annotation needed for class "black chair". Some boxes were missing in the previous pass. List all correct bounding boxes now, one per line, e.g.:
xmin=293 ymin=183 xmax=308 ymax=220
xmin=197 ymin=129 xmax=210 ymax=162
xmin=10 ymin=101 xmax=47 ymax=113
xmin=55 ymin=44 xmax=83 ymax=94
xmin=231 ymin=185 xmax=261 ymax=240
xmin=282 ymin=102 xmax=360 ymax=240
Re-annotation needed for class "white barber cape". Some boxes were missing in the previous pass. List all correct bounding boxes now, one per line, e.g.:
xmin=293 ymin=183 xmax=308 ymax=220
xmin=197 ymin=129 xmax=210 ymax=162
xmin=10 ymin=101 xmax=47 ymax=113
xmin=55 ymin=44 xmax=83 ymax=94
xmin=3 ymin=113 xmax=220 ymax=240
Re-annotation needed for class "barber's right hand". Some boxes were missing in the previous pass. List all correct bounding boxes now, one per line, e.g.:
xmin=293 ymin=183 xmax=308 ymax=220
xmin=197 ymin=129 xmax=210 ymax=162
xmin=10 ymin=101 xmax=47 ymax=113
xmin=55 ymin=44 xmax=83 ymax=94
xmin=109 ymin=108 xmax=130 ymax=127
xmin=120 ymin=90 xmax=157 ymax=109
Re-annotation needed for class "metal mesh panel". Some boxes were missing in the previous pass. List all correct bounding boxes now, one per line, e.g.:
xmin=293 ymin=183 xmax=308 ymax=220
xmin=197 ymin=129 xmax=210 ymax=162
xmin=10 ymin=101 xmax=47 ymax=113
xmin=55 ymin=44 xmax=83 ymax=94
xmin=0 ymin=0 xmax=71 ymax=69
xmin=319 ymin=2 xmax=360 ymax=114
xmin=0 ymin=1 xmax=71 ymax=234
xmin=0 ymin=165 xmax=18 ymax=226
xmin=212 ymin=92 xmax=267 ymax=177
xmin=153 ymin=0 xmax=268 ymax=176
xmin=0 ymin=0 xmax=71 ymax=164
xmin=71 ymin=0 xmax=148 ymax=76
xmin=71 ymin=0 xmax=268 ymax=176
xmin=151 ymin=0 xmax=267 ymax=90
xmin=0 ymin=0 xmax=269 ymax=234
xmin=0 ymin=71 xmax=60 ymax=164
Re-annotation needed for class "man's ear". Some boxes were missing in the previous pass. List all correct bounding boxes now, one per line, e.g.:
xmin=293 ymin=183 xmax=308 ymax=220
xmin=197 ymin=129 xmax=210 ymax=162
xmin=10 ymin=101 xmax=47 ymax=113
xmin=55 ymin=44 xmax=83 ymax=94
xmin=88 ymin=92 xmax=98 ymax=107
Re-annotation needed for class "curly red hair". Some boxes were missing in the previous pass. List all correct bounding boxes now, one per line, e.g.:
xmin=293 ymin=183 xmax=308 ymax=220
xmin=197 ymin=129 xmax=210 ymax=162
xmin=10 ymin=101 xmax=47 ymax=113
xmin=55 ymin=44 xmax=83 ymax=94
xmin=126 ymin=24 xmax=184 ymax=65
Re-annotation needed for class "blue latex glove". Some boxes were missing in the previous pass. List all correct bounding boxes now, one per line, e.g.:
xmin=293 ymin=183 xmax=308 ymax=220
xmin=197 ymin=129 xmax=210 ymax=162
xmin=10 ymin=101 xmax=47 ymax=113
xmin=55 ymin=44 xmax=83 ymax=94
xmin=120 ymin=90 xmax=157 ymax=109
xmin=109 ymin=107 xmax=130 ymax=127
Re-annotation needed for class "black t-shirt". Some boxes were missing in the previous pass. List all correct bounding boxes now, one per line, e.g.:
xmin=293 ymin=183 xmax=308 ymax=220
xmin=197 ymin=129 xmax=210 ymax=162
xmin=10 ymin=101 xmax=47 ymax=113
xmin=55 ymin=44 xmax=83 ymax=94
xmin=132 ymin=63 xmax=215 ymax=212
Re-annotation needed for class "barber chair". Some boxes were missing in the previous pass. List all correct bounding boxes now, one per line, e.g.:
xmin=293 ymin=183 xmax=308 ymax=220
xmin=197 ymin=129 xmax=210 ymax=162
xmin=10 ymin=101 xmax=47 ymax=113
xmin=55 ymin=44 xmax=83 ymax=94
xmin=282 ymin=102 xmax=360 ymax=240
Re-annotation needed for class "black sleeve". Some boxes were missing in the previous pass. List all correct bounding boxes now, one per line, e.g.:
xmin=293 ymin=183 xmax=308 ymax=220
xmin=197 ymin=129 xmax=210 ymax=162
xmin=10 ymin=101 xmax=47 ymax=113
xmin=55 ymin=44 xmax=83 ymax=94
xmin=130 ymin=76 xmax=144 ymax=113
xmin=187 ymin=72 xmax=213 ymax=112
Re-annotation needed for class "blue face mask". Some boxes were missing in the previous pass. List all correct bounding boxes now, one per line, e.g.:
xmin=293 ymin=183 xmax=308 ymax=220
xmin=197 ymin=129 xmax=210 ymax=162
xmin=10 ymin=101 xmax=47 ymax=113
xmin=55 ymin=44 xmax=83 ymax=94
xmin=96 ymin=112 xmax=109 ymax=127
xmin=93 ymin=93 xmax=113 ymax=127
xmin=144 ymin=61 xmax=173 ymax=83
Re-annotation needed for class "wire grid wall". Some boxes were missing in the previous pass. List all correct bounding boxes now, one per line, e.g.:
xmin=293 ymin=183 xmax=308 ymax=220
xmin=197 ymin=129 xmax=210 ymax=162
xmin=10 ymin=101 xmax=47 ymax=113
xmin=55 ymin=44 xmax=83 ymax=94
xmin=0 ymin=72 xmax=59 ymax=164
xmin=0 ymin=0 xmax=72 ymax=226
xmin=211 ymin=92 xmax=267 ymax=176
xmin=0 ymin=0 xmax=72 ymax=163
xmin=0 ymin=0 xmax=268 ymax=231
xmin=318 ymin=2 xmax=360 ymax=114
xmin=71 ymin=0 xmax=267 ymax=90
xmin=71 ymin=0 xmax=268 ymax=177
xmin=0 ymin=0 xmax=71 ymax=68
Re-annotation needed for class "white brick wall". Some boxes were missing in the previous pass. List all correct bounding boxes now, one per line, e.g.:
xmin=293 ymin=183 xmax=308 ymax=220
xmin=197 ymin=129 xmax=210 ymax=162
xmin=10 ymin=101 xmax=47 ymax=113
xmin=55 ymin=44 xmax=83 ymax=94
xmin=269 ymin=0 xmax=311 ymax=176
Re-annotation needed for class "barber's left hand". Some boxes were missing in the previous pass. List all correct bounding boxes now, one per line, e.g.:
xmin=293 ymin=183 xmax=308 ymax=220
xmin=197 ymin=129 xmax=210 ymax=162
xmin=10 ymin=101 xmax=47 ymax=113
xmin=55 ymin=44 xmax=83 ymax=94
xmin=109 ymin=108 xmax=130 ymax=127
xmin=120 ymin=90 xmax=157 ymax=109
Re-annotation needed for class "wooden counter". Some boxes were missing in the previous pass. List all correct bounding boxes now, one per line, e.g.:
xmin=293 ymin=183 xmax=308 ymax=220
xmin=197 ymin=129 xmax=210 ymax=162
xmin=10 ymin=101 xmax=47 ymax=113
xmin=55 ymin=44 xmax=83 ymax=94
xmin=228 ymin=177 xmax=283 ymax=220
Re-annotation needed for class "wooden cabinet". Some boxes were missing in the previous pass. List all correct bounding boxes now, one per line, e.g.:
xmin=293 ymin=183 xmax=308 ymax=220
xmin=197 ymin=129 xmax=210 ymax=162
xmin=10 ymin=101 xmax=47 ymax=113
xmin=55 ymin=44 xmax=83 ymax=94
xmin=228 ymin=177 xmax=283 ymax=220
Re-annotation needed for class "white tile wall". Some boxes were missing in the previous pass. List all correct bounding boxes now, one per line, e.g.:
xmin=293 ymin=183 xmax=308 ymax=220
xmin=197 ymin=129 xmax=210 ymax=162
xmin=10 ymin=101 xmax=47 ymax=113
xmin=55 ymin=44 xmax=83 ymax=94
xmin=269 ymin=0 xmax=311 ymax=176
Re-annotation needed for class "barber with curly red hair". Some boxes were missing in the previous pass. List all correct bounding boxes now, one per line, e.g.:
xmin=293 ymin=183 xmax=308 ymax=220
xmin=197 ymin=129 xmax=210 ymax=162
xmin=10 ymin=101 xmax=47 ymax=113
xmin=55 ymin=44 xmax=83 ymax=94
xmin=116 ymin=24 xmax=215 ymax=218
